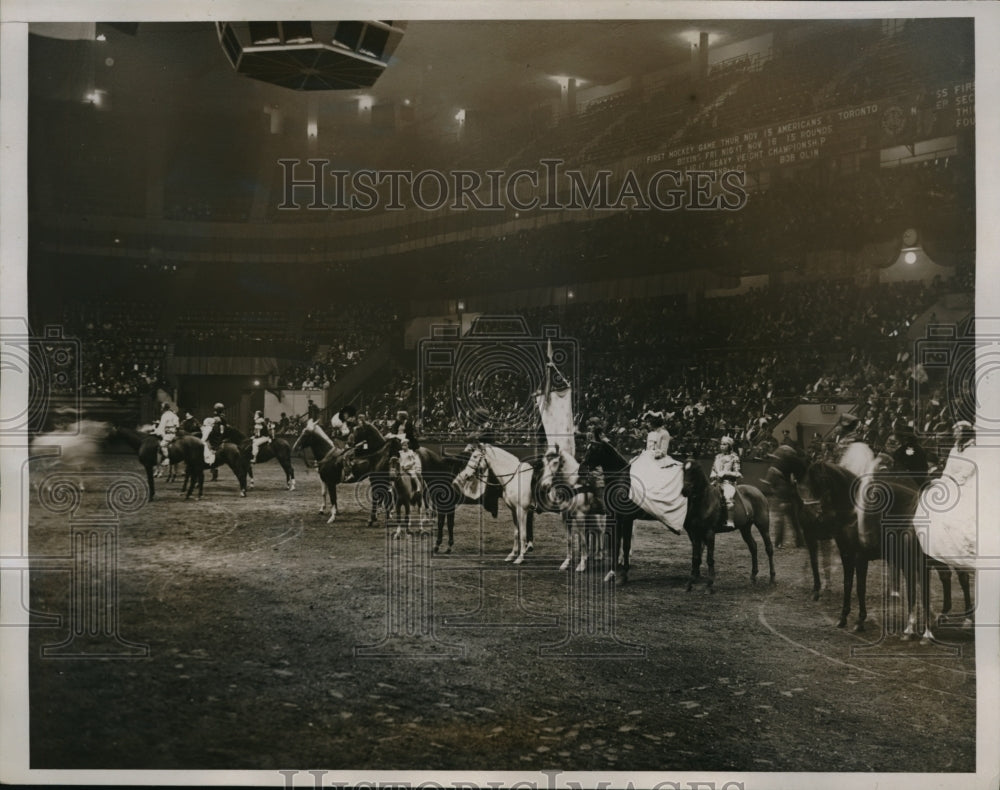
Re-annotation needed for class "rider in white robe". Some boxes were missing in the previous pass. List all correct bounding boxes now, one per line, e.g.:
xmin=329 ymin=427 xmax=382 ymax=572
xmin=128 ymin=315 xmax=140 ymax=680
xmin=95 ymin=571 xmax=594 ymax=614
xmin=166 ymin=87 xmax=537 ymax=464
xmin=152 ymin=403 xmax=179 ymax=466
xmin=920 ymin=421 xmax=978 ymax=567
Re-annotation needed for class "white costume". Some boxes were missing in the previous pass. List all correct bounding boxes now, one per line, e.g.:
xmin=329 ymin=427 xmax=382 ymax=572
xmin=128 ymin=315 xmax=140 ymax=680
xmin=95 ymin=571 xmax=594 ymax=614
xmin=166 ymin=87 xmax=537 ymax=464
xmin=251 ymin=412 xmax=270 ymax=462
xmin=153 ymin=407 xmax=179 ymax=465
xmin=396 ymin=436 xmax=423 ymax=493
xmin=920 ymin=441 xmax=979 ymax=569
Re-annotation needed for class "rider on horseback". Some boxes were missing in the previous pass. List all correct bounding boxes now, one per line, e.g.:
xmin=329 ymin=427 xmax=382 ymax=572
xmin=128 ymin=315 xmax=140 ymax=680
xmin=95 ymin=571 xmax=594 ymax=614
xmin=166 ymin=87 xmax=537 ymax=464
xmin=711 ymin=435 xmax=742 ymax=529
xmin=330 ymin=404 xmax=357 ymax=441
xmin=250 ymin=409 xmax=273 ymax=464
xmin=829 ymin=412 xmax=861 ymax=464
xmin=644 ymin=411 xmax=671 ymax=461
xmin=396 ymin=434 xmax=423 ymax=495
xmin=152 ymin=402 xmax=179 ymax=467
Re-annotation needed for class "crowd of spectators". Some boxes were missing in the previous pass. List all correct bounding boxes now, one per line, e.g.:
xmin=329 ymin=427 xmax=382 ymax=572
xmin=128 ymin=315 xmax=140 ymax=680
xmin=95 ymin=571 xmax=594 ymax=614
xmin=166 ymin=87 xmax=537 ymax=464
xmin=351 ymin=276 xmax=968 ymax=462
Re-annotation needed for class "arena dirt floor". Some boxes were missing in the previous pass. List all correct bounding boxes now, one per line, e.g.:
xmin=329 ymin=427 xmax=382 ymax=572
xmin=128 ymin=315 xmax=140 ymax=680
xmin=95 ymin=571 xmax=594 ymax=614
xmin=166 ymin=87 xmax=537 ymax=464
xmin=25 ymin=451 xmax=976 ymax=775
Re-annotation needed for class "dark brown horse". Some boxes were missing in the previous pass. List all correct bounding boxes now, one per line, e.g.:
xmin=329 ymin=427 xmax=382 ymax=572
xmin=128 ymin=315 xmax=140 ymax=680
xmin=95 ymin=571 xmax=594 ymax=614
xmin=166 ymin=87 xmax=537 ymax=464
xmin=111 ymin=425 xmax=162 ymax=500
xmin=765 ymin=446 xmax=934 ymax=635
xmin=292 ymin=420 xmax=391 ymax=524
xmin=241 ymin=437 xmax=296 ymax=491
xmin=680 ymin=459 xmax=775 ymax=591
xmin=387 ymin=455 xmax=423 ymax=538
xmin=576 ymin=438 xmax=680 ymax=585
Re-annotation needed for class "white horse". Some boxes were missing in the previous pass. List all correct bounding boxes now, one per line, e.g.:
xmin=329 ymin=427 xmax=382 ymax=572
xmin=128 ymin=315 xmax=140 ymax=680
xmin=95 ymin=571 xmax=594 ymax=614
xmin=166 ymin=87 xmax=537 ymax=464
xmin=454 ymin=443 xmax=535 ymax=564
xmin=536 ymin=445 xmax=606 ymax=572
xmin=31 ymin=419 xmax=111 ymax=492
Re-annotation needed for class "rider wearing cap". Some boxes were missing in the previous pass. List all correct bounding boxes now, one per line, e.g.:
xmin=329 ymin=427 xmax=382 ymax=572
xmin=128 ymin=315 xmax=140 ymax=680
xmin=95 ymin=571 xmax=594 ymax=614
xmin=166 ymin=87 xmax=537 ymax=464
xmin=389 ymin=409 xmax=420 ymax=450
xmin=208 ymin=402 xmax=229 ymax=450
xmin=710 ymin=435 xmax=742 ymax=528
xmin=829 ymin=412 xmax=861 ymax=463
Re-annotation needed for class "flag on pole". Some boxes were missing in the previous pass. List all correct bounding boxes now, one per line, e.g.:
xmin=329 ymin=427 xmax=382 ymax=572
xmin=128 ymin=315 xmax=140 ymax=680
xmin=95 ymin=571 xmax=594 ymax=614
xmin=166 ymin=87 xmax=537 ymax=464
xmin=536 ymin=339 xmax=574 ymax=456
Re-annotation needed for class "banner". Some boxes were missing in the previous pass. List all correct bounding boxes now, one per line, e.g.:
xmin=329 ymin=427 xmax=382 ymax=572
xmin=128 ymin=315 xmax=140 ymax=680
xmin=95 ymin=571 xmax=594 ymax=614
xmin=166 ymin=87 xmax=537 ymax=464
xmin=536 ymin=387 xmax=575 ymax=458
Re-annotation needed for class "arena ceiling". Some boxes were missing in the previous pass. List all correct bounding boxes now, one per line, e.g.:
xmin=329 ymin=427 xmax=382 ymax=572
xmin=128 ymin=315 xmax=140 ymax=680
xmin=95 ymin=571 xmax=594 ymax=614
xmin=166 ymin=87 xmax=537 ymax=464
xmin=29 ymin=19 xmax=789 ymax=147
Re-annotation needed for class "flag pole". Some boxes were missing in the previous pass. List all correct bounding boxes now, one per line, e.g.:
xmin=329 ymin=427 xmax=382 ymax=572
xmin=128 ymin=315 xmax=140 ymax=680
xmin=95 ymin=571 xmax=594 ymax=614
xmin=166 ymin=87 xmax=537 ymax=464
xmin=544 ymin=338 xmax=553 ymax=402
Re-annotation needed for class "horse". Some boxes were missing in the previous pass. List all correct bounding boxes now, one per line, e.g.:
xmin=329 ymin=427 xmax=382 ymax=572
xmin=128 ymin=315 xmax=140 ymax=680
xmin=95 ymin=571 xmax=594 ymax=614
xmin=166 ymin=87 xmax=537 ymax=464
xmin=680 ymin=459 xmax=775 ymax=591
xmin=291 ymin=420 xmax=391 ymax=525
xmin=423 ymin=454 xmax=481 ymax=553
xmin=240 ymin=437 xmax=296 ymax=491
xmin=164 ymin=434 xmax=247 ymax=499
xmin=535 ymin=445 xmax=607 ymax=573
xmin=453 ymin=443 xmax=535 ymax=564
xmin=387 ymin=455 xmax=424 ymax=539
xmin=577 ymin=438 xmax=683 ymax=585
xmin=30 ymin=419 xmax=112 ymax=493
xmin=111 ymin=425 xmax=162 ymax=500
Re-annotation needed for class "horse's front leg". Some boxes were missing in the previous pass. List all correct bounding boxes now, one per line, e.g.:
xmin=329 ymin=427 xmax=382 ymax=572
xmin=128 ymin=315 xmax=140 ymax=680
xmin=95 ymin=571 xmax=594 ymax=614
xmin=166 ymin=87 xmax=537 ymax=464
xmin=510 ymin=507 xmax=528 ymax=564
xmin=326 ymin=483 xmax=340 ymax=524
xmin=686 ymin=534 xmax=702 ymax=592
xmin=854 ymin=554 xmax=869 ymax=633
xmin=559 ymin=512 xmax=573 ymax=572
xmin=619 ymin=518 xmax=633 ymax=585
xmin=739 ymin=525 xmax=760 ymax=584
xmin=834 ymin=535 xmax=856 ymax=629
xmin=705 ymin=530 xmax=716 ymax=593
xmin=804 ymin=531 xmax=822 ymax=601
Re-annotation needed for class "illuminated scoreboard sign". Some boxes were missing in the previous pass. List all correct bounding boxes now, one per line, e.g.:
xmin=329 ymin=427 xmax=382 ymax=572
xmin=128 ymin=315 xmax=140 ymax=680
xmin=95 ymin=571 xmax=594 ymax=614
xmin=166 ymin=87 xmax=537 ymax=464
xmin=646 ymin=81 xmax=974 ymax=173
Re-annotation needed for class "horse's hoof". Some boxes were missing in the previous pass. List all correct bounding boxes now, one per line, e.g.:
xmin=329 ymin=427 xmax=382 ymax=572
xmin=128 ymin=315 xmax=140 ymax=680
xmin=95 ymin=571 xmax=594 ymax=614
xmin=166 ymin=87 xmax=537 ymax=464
xmin=513 ymin=555 xmax=525 ymax=565
xmin=575 ymin=562 xmax=587 ymax=573
xmin=240 ymin=491 xmax=246 ymax=498
xmin=751 ymin=576 xmax=758 ymax=585
xmin=504 ymin=552 xmax=516 ymax=563
xmin=526 ymin=542 xmax=534 ymax=553
xmin=890 ymin=591 xmax=901 ymax=599
xmin=852 ymin=622 xmax=866 ymax=633
xmin=812 ymin=591 xmax=821 ymax=602
xmin=434 ymin=544 xmax=440 ymax=554
xmin=901 ymin=631 xmax=915 ymax=642
xmin=836 ymin=618 xmax=847 ymax=628
xmin=367 ymin=520 xmax=377 ymax=527
xmin=559 ymin=559 xmax=570 ymax=571
xmin=445 ymin=546 xmax=452 ymax=555
xmin=603 ymin=570 xmax=616 ymax=584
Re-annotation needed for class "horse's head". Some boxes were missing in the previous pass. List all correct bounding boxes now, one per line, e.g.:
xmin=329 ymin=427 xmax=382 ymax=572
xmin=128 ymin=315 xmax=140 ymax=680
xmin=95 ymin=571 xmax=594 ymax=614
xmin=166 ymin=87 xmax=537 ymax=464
xmin=454 ymin=445 xmax=485 ymax=487
xmin=581 ymin=437 xmax=627 ymax=475
xmin=384 ymin=435 xmax=403 ymax=458
xmin=388 ymin=455 xmax=402 ymax=480
xmin=536 ymin=445 xmax=580 ymax=511
xmin=681 ymin=458 xmax=709 ymax=498
xmin=795 ymin=461 xmax=858 ymax=537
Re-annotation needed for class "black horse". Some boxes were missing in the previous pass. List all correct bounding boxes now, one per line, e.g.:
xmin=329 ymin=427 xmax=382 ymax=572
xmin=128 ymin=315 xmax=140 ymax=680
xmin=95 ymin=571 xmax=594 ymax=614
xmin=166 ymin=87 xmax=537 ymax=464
xmin=422 ymin=453 xmax=483 ymax=553
xmin=240 ymin=437 xmax=296 ymax=491
xmin=112 ymin=425 xmax=162 ymax=500
xmin=680 ymin=459 xmax=775 ymax=591
xmin=578 ymin=438 xmax=682 ymax=585
xmin=764 ymin=447 xmax=932 ymax=634
xmin=292 ymin=420 xmax=392 ymax=524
